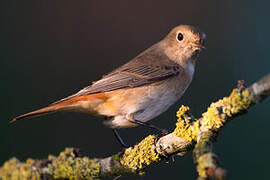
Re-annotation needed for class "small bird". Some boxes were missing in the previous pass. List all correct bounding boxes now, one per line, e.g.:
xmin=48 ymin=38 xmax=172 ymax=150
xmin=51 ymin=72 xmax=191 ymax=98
xmin=11 ymin=25 xmax=206 ymax=147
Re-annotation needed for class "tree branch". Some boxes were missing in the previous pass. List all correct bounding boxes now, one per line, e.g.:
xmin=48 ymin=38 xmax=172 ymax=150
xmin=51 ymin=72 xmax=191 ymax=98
xmin=1 ymin=73 xmax=270 ymax=180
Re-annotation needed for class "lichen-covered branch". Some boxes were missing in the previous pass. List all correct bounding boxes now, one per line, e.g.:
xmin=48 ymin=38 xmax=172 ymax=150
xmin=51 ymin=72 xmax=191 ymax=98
xmin=192 ymin=74 xmax=270 ymax=179
xmin=1 ymin=74 xmax=270 ymax=180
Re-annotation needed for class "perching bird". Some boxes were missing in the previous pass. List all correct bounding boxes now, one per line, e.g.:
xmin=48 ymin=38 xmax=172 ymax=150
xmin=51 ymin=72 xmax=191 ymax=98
xmin=11 ymin=25 xmax=206 ymax=147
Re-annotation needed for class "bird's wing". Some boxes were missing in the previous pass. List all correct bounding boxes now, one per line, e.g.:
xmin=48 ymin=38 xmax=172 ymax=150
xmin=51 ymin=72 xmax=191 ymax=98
xmin=53 ymin=46 xmax=184 ymax=104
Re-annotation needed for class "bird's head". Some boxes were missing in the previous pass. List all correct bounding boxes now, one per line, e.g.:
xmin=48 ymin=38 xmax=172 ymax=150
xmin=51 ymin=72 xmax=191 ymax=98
xmin=162 ymin=25 xmax=206 ymax=65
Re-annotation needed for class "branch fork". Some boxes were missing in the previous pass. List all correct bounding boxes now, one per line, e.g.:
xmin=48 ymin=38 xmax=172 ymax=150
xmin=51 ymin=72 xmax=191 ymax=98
xmin=1 ymin=74 xmax=270 ymax=180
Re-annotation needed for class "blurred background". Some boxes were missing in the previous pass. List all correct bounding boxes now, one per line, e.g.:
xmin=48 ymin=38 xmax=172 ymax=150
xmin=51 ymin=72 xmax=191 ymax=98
xmin=1 ymin=0 xmax=270 ymax=179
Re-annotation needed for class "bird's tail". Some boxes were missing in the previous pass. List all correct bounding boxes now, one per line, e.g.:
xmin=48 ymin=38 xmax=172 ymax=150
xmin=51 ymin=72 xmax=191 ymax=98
xmin=10 ymin=93 xmax=108 ymax=123
xmin=10 ymin=100 xmax=75 ymax=123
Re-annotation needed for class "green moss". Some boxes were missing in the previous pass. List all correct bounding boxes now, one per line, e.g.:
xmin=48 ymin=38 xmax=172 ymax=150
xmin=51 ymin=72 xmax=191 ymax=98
xmin=112 ymin=152 xmax=121 ymax=161
xmin=173 ymin=105 xmax=199 ymax=142
xmin=120 ymin=135 xmax=160 ymax=171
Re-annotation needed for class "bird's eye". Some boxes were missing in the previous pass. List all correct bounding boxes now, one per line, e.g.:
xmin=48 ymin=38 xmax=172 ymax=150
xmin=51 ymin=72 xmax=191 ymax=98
xmin=177 ymin=32 xmax=183 ymax=42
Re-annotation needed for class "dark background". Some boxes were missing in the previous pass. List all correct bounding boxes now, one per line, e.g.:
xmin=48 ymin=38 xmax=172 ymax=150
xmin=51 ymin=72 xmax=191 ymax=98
xmin=1 ymin=0 xmax=270 ymax=179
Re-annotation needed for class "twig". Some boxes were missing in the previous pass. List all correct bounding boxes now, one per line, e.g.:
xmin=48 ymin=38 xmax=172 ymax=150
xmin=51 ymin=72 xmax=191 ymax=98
xmin=1 ymin=73 xmax=269 ymax=180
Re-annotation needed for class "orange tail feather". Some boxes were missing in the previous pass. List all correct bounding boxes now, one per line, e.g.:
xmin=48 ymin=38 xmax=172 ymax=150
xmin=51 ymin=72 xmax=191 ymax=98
xmin=10 ymin=93 xmax=108 ymax=123
xmin=10 ymin=102 xmax=73 ymax=123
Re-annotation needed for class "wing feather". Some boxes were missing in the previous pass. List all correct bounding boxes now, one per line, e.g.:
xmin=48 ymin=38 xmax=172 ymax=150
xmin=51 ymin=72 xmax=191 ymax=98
xmin=53 ymin=44 xmax=184 ymax=104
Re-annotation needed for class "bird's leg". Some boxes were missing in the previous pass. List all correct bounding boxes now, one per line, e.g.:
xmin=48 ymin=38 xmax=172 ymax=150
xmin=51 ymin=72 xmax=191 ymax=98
xmin=112 ymin=128 xmax=129 ymax=148
xmin=130 ymin=119 xmax=169 ymax=135
xmin=105 ymin=116 xmax=129 ymax=148
xmin=127 ymin=114 xmax=169 ymax=135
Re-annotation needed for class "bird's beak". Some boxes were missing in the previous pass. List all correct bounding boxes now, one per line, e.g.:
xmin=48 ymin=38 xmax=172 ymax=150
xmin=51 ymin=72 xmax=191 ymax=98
xmin=189 ymin=43 xmax=206 ymax=50
xmin=196 ymin=44 xmax=206 ymax=50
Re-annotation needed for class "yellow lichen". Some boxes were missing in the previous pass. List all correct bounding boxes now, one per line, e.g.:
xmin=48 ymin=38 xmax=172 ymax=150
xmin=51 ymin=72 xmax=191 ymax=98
xmin=173 ymin=89 xmax=251 ymax=141
xmin=196 ymin=153 xmax=215 ymax=178
xmin=48 ymin=148 xmax=100 ymax=180
xmin=173 ymin=105 xmax=199 ymax=142
xmin=120 ymin=135 xmax=160 ymax=171
xmin=0 ymin=158 xmax=40 ymax=180
xmin=201 ymin=89 xmax=251 ymax=130
xmin=0 ymin=148 xmax=100 ymax=180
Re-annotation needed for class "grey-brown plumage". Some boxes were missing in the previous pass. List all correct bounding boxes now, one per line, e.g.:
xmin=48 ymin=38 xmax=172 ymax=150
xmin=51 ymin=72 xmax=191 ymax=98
xmin=11 ymin=25 xmax=206 ymax=131
xmin=54 ymin=44 xmax=183 ymax=104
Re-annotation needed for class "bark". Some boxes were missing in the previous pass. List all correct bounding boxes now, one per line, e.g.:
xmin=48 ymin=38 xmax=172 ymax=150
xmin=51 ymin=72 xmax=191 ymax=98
xmin=1 ymin=73 xmax=270 ymax=180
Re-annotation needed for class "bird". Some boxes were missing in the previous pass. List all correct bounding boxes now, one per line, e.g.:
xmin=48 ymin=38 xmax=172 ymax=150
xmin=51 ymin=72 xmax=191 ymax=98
xmin=11 ymin=25 xmax=206 ymax=147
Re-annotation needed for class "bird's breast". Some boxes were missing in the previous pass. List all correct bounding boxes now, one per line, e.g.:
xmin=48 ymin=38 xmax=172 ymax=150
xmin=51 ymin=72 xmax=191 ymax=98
xmin=131 ymin=70 xmax=193 ymax=121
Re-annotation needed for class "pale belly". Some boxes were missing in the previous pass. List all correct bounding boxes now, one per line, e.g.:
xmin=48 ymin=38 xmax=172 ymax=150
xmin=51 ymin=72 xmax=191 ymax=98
xmin=101 ymin=74 xmax=192 ymax=128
